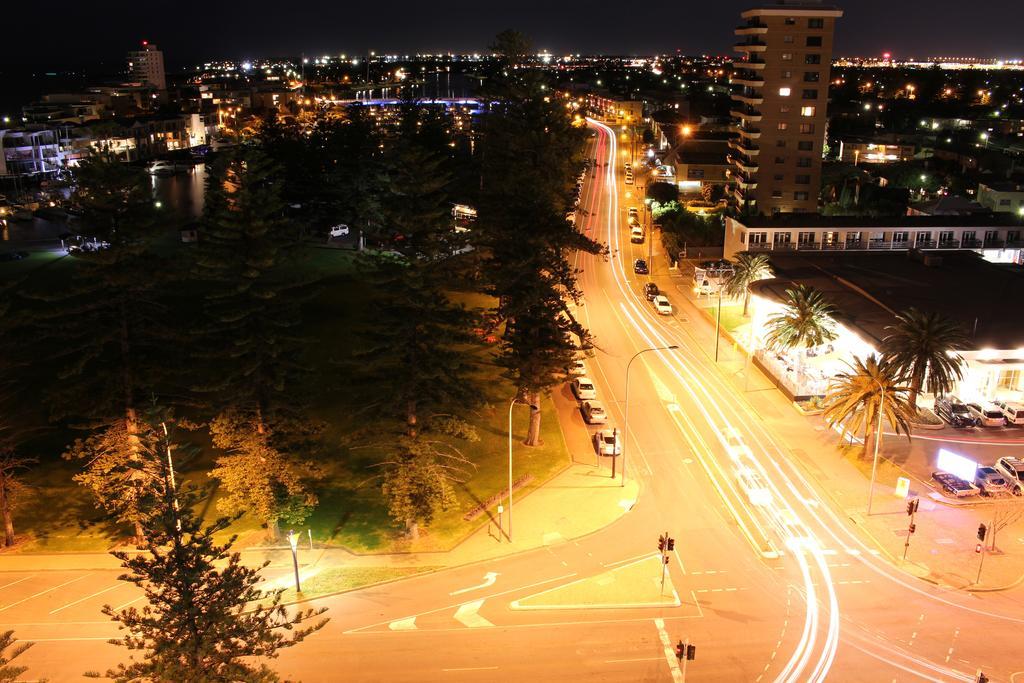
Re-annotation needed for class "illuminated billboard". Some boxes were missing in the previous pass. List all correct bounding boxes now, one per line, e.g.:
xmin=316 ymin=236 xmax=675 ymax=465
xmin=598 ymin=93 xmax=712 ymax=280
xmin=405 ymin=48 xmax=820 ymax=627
xmin=936 ymin=448 xmax=977 ymax=481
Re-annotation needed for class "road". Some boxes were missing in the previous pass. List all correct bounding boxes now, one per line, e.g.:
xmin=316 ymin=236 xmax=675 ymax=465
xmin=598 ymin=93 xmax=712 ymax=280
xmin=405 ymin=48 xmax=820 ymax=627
xmin=7 ymin=119 xmax=1024 ymax=681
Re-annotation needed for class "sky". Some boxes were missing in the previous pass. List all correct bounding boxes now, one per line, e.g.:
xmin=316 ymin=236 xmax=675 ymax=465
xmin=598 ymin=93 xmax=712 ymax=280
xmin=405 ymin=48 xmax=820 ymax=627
xmin=3 ymin=1 xmax=1022 ymax=70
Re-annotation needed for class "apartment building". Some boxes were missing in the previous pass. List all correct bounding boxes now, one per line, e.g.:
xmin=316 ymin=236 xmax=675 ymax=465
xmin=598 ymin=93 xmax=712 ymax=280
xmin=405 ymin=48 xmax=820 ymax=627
xmin=730 ymin=1 xmax=843 ymax=215
xmin=127 ymin=41 xmax=166 ymax=90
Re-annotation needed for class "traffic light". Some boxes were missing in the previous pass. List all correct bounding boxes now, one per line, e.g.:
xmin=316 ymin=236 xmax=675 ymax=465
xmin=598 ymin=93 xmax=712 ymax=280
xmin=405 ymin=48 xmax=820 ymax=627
xmin=658 ymin=535 xmax=666 ymax=552
xmin=686 ymin=644 xmax=696 ymax=661
xmin=664 ymin=555 xmax=670 ymax=565
xmin=975 ymin=543 xmax=983 ymax=554
xmin=908 ymin=523 xmax=916 ymax=534
xmin=906 ymin=499 xmax=919 ymax=516
xmin=978 ymin=673 xmax=989 ymax=683
xmin=675 ymin=640 xmax=685 ymax=660
xmin=977 ymin=524 xmax=987 ymax=542
xmin=667 ymin=537 xmax=675 ymax=552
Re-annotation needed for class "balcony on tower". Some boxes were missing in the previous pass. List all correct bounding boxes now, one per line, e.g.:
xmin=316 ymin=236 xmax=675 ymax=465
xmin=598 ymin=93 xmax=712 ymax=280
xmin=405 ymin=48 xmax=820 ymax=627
xmin=735 ymin=19 xmax=768 ymax=35
xmin=730 ymin=105 xmax=763 ymax=122
xmin=734 ymin=37 xmax=767 ymax=53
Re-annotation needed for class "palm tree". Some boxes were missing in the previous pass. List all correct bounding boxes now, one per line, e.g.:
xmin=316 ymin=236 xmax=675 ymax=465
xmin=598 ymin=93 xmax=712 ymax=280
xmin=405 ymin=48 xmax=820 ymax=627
xmin=881 ymin=308 xmax=968 ymax=413
xmin=724 ymin=253 xmax=772 ymax=317
xmin=823 ymin=354 xmax=914 ymax=458
xmin=764 ymin=284 xmax=838 ymax=353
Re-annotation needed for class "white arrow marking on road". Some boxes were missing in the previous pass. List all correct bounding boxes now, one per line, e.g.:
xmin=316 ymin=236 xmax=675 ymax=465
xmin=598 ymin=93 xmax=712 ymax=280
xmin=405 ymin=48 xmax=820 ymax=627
xmin=453 ymin=599 xmax=493 ymax=628
xmin=449 ymin=572 xmax=500 ymax=596
xmin=388 ymin=617 xmax=418 ymax=631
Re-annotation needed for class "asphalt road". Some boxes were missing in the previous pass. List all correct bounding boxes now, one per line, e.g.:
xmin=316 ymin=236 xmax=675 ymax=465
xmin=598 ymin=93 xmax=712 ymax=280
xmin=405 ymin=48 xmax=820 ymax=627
xmin=6 ymin=120 xmax=1024 ymax=681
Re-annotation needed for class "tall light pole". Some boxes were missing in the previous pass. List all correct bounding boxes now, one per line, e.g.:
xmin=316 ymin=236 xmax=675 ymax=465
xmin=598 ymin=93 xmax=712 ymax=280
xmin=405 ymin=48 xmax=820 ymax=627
xmin=507 ymin=397 xmax=537 ymax=541
xmin=866 ymin=378 xmax=885 ymax=516
xmin=713 ymin=280 xmax=724 ymax=362
xmin=287 ymin=529 xmax=301 ymax=593
xmin=623 ymin=346 xmax=679 ymax=487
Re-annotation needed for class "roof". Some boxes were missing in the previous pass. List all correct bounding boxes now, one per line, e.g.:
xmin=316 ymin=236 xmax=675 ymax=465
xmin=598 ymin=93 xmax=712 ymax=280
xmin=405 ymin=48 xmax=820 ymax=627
xmin=749 ymin=250 xmax=1024 ymax=350
xmin=735 ymin=213 xmax=1020 ymax=229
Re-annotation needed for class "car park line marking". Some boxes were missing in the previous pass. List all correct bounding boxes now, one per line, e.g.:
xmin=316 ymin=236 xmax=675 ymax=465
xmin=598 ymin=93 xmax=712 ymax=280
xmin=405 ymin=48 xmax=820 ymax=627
xmin=15 ymin=636 xmax=116 ymax=642
xmin=110 ymin=596 xmax=145 ymax=612
xmin=49 ymin=584 xmax=123 ymax=615
xmin=604 ymin=657 xmax=663 ymax=664
xmin=0 ymin=576 xmax=37 ymax=593
xmin=441 ymin=667 xmax=498 ymax=672
xmin=0 ymin=574 xmax=93 ymax=613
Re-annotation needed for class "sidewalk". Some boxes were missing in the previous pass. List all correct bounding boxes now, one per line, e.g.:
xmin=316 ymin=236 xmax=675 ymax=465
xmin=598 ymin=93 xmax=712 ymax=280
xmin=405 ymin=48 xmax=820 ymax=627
xmin=0 ymin=392 xmax=639 ymax=577
xmin=668 ymin=260 xmax=1024 ymax=592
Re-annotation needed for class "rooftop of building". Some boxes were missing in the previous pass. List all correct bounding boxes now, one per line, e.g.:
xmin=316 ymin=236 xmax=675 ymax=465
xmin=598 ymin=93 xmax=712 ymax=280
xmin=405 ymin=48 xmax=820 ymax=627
xmin=742 ymin=1 xmax=843 ymax=17
xmin=749 ymin=250 xmax=1024 ymax=350
xmin=981 ymin=181 xmax=1024 ymax=193
xmin=733 ymin=213 xmax=1021 ymax=229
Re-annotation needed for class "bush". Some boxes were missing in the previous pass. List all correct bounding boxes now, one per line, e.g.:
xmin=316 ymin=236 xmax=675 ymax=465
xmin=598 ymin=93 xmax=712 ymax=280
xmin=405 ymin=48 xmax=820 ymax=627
xmin=646 ymin=182 xmax=679 ymax=205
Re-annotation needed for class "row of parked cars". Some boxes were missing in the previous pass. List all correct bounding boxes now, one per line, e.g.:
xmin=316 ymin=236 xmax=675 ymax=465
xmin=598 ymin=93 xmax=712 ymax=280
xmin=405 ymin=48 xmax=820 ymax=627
xmin=932 ymin=457 xmax=1024 ymax=498
xmin=569 ymin=365 xmax=622 ymax=458
xmin=934 ymin=395 xmax=1024 ymax=429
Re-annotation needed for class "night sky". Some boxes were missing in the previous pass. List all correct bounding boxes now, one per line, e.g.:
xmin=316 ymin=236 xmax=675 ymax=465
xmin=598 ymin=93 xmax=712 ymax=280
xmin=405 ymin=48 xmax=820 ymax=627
xmin=4 ymin=1 xmax=1022 ymax=69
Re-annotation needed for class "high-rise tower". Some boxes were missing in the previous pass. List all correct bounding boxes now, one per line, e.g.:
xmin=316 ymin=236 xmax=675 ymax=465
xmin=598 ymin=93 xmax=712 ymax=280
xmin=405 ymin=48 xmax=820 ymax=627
xmin=128 ymin=41 xmax=166 ymax=90
xmin=730 ymin=2 xmax=842 ymax=215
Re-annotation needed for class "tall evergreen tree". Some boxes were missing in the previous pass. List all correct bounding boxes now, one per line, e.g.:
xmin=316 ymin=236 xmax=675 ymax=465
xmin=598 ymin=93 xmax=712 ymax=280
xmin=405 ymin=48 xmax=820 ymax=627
xmin=0 ymin=630 xmax=31 ymax=682
xmin=0 ymin=450 xmax=34 ymax=548
xmin=476 ymin=32 xmax=602 ymax=444
xmin=100 ymin=419 xmax=326 ymax=682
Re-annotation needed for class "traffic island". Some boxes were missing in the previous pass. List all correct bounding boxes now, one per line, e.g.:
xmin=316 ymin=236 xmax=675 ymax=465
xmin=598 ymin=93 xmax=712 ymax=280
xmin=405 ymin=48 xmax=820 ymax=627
xmin=510 ymin=554 xmax=681 ymax=610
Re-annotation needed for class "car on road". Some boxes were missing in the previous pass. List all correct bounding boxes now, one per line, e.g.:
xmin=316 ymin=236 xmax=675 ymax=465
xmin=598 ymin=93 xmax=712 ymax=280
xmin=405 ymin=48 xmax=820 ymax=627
xmin=624 ymin=175 xmax=633 ymax=186
xmin=329 ymin=224 xmax=350 ymax=238
xmin=633 ymin=259 xmax=649 ymax=275
xmin=932 ymin=471 xmax=980 ymax=497
xmin=975 ymin=466 xmax=1009 ymax=495
xmin=652 ymin=295 xmax=672 ymax=315
xmin=581 ymin=400 xmax=608 ymax=425
xmin=567 ymin=358 xmax=587 ymax=377
xmin=627 ymin=207 xmax=639 ymax=220
xmin=630 ymin=226 xmax=644 ymax=244
xmin=571 ymin=377 xmax=597 ymax=401
xmin=994 ymin=400 xmax=1024 ymax=426
xmin=995 ymin=457 xmax=1024 ymax=495
xmin=736 ymin=467 xmax=772 ymax=506
xmin=934 ymin=396 xmax=980 ymax=428
xmin=593 ymin=429 xmax=622 ymax=456
xmin=644 ymin=283 xmax=660 ymax=301
xmin=967 ymin=401 xmax=1006 ymax=427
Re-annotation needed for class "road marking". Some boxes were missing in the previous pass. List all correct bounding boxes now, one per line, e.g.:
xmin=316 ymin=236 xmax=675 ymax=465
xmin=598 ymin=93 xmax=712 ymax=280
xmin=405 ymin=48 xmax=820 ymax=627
xmin=453 ymin=600 xmax=493 ymax=629
xmin=449 ymin=572 xmax=499 ymax=596
xmin=0 ymin=576 xmax=38 ymax=594
xmin=110 ymin=596 xmax=145 ymax=612
xmin=49 ymin=584 xmax=123 ymax=615
xmin=653 ymin=618 xmax=684 ymax=682
xmin=0 ymin=574 xmax=93 ymax=613
xmin=388 ymin=617 xmax=417 ymax=631
xmin=441 ymin=667 xmax=498 ymax=672
xmin=605 ymin=657 xmax=663 ymax=664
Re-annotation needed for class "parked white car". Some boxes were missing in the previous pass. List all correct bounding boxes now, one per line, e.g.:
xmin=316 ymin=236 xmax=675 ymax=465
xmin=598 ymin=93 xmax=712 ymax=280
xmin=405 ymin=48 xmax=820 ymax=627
xmin=593 ymin=429 xmax=622 ymax=456
xmin=581 ymin=400 xmax=608 ymax=425
xmin=994 ymin=400 xmax=1024 ymax=426
xmin=329 ymin=224 xmax=350 ymax=238
xmin=652 ymin=295 xmax=672 ymax=315
xmin=630 ymin=226 xmax=645 ymax=244
xmin=571 ymin=377 xmax=597 ymax=401
xmin=567 ymin=358 xmax=587 ymax=377
xmin=995 ymin=456 xmax=1024 ymax=495
xmin=967 ymin=401 xmax=1006 ymax=427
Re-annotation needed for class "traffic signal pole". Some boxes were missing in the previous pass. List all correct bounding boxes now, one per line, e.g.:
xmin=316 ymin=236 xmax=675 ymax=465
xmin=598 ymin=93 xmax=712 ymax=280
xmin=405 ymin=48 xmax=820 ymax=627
xmin=903 ymin=498 xmax=919 ymax=562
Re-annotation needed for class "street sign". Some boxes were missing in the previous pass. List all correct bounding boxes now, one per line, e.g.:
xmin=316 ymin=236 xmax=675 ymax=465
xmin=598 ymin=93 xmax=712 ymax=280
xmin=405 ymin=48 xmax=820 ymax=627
xmin=894 ymin=477 xmax=910 ymax=498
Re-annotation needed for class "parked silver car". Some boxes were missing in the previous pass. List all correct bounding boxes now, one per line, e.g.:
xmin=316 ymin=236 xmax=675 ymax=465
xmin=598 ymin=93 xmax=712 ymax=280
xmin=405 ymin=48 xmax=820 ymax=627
xmin=975 ymin=466 xmax=1009 ymax=495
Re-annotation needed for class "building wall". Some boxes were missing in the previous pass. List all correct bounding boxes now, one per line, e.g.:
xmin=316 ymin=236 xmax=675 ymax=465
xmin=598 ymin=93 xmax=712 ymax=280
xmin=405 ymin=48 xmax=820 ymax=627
xmin=732 ymin=4 xmax=842 ymax=215
xmin=128 ymin=43 xmax=166 ymax=90
xmin=978 ymin=183 xmax=1024 ymax=214
xmin=838 ymin=140 xmax=916 ymax=164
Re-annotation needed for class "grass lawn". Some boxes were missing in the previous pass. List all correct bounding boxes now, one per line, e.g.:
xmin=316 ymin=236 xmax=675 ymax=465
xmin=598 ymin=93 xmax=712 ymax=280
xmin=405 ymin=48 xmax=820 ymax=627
xmin=2 ymin=244 xmax=571 ymax=556
xmin=276 ymin=566 xmax=442 ymax=604
xmin=705 ymin=302 xmax=749 ymax=337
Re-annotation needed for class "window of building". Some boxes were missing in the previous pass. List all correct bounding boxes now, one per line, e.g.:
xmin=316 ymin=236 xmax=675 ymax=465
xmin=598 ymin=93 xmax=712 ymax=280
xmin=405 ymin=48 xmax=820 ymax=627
xmin=798 ymin=140 xmax=814 ymax=151
xmin=998 ymin=369 xmax=1021 ymax=390
xmin=802 ymin=89 xmax=819 ymax=99
xmin=801 ymin=106 xmax=816 ymax=117
xmin=796 ymin=157 xmax=812 ymax=167
xmin=776 ymin=139 xmax=787 ymax=148
xmin=785 ymin=17 xmax=796 ymax=25
xmin=808 ymin=18 xmax=824 ymax=29
xmin=939 ymin=231 xmax=955 ymax=244
xmin=804 ymin=71 xmax=820 ymax=82
xmin=783 ymin=35 xmax=794 ymax=43
xmin=795 ymin=174 xmax=811 ymax=184
xmin=748 ymin=232 xmax=768 ymax=244
xmin=687 ymin=169 xmax=705 ymax=179
xmin=893 ymin=231 xmax=909 ymax=243
xmin=916 ymin=231 xmax=932 ymax=245
xmin=1008 ymin=230 xmax=1021 ymax=243
xmin=780 ymin=105 xmax=791 ymax=113
xmin=772 ymin=190 xmax=783 ymax=198
xmin=799 ymin=123 xmax=815 ymax=134
xmin=781 ymin=53 xmax=793 ymax=61
xmin=774 ymin=157 xmax=785 ymax=165
xmin=962 ymin=230 xmax=976 ymax=243
xmin=805 ymin=54 xmax=822 ymax=65
xmin=782 ymin=70 xmax=793 ymax=79
xmin=777 ymin=122 xmax=788 ymax=131
xmin=798 ymin=232 xmax=816 ymax=245
xmin=779 ymin=87 xmax=791 ymax=97
xmin=806 ymin=36 xmax=823 ymax=47
xmin=999 ymin=199 xmax=1011 ymax=206
xmin=794 ymin=191 xmax=810 ymax=201
xmin=985 ymin=230 xmax=999 ymax=242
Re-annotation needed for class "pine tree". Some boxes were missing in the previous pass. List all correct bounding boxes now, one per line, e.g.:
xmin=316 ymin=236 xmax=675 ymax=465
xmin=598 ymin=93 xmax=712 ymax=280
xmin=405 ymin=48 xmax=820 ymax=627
xmin=476 ymin=34 xmax=602 ymax=444
xmin=100 ymin=423 xmax=327 ymax=682
xmin=0 ymin=630 xmax=31 ymax=682
xmin=0 ymin=450 xmax=33 ymax=548
xmin=208 ymin=410 xmax=319 ymax=540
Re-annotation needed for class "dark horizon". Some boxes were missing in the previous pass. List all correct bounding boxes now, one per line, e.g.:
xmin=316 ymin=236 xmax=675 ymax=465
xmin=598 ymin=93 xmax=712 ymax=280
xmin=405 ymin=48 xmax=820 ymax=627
xmin=2 ymin=0 xmax=1022 ymax=71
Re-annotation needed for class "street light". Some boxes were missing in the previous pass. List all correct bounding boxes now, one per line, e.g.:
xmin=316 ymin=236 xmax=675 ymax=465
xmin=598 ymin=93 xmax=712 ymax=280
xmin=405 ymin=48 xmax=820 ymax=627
xmin=622 ymin=346 xmax=680 ymax=487
xmin=287 ymin=529 xmax=301 ymax=593
xmin=507 ymin=397 xmax=538 ymax=541
xmin=866 ymin=379 xmax=885 ymax=516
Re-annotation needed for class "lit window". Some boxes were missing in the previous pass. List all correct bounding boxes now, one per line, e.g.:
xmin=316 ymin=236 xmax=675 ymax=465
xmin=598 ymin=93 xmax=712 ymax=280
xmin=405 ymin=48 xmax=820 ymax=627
xmin=801 ymin=106 xmax=815 ymax=117
xmin=779 ymin=87 xmax=792 ymax=97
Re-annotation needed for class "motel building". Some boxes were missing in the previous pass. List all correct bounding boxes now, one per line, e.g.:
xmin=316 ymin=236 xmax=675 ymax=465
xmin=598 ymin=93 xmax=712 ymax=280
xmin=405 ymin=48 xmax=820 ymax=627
xmin=731 ymin=249 xmax=1024 ymax=404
